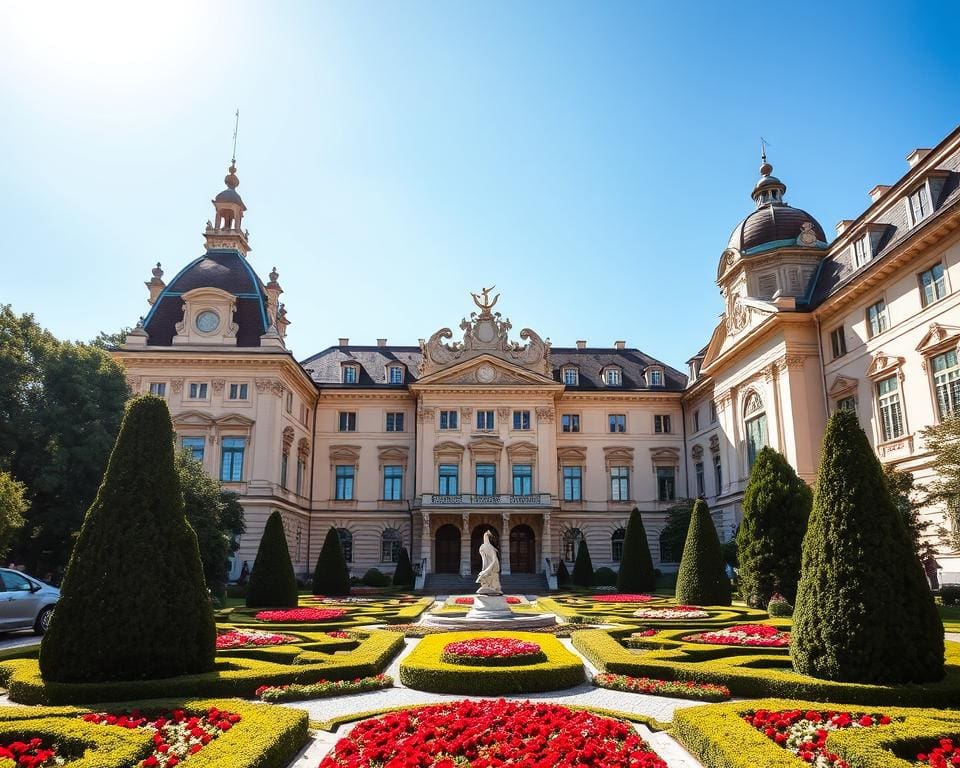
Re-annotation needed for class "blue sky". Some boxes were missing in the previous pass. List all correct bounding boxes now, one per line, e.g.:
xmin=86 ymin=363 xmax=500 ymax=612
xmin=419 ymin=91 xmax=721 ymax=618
xmin=0 ymin=1 xmax=957 ymax=370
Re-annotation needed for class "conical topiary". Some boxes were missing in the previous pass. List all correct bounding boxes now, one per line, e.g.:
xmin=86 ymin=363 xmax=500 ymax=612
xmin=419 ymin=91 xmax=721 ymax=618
xmin=792 ymin=410 xmax=944 ymax=683
xmin=392 ymin=546 xmax=414 ymax=588
xmin=737 ymin=447 xmax=812 ymax=608
xmin=246 ymin=511 xmax=298 ymax=608
xmin=39 ymin=395 xmax=215 ymax=683
xmin=616 ymin=508 xmax=656 ymax=593
xmin=556 ymin=559 xmax=571 ymax=587
xmin=312 ymin=526 xmax=351 ymax=596
xmin=675 ymin=498 xmax=731 ymax=606
xmin=572 ymin=537 xmax=594 ymax=588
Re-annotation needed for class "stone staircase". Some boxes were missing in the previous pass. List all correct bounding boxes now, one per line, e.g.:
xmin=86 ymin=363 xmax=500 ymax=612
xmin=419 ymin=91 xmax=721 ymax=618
xmin=421 ymin=572 xmax=549 ymax=595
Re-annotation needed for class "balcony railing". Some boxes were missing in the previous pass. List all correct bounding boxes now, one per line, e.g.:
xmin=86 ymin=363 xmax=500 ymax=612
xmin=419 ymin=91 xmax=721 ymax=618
xmin=417 ymin=493 xmax=552 ymax=508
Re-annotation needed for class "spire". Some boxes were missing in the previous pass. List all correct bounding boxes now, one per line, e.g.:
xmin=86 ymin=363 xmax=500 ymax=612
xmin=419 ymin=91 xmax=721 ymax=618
xmin=204 ymin=112 xmax=252 ymax=255
xmin=751 ymin=143 xmax=787 ymax=208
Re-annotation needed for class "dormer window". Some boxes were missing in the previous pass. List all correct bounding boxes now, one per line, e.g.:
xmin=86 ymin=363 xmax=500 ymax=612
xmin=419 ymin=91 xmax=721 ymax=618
xmin=647 ymin=367 xmax=664 ymax=387
xmin=604 ymin=367 xmax=622 ymax=387
xmin=387 ymin=365 xmax=404 ymax=385
xmin=342 ymin=364 xmax=359 ymax=384
xmin=562 ymin=367 xmax=579 ymax=386
xmin=909 ymin=185 xmax=930 ymax=224
xmin=853 ymin=235 xmax=870 ymax=268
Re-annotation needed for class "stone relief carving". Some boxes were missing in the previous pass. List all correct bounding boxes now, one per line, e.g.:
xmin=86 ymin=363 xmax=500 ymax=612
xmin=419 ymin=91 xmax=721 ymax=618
xmin=417 ymin=403 xmax=435 ymax=420
xmin=170 ymin=378 xmax=184 ymax=394
xmin=497 ymin=407 xmax=511 ymax=421
xmin=254 ymin=378 xmax=284 ymax=396
xmin=535 ymin=407 xmax=555 ymax=423
xmin=797 ymin=221 xmax=819 ymax=247
xmin=726 ymin=296 xmax=750 ymax=335
xmin=212 ymin=378 xmax=226 ymax=394
xmin=126 ymin=375 xmax=141 ymax=392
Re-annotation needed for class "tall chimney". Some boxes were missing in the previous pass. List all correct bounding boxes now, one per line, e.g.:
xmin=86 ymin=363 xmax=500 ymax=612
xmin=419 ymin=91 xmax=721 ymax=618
xmin=614 ymin=340 xmax=626 ymax=349
xmin=576 ymin=340 xmax=587 ymax=350
xmin=869 ymin=184 xmax=891 ymax=202
xmin=338 ymin=337 xmax=349 ymax=347
xmin=377 ymin=338 xmax=387 ymax=347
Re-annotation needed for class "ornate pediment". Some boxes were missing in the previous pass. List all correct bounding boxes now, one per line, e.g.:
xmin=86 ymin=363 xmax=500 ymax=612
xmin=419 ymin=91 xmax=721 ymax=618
xmin=603 ymin=446 xmax=635 ymax=469
xmin=172 ymin=410 xmax=215 ymax=426
xmin=650 ymin=447 xmax=680 ymax=465
xmin=415 ymin=355 xmax=557 ymax=387
xmin=916 ymin=323 xmax=960 ymax=356
xmin=828 ymin=375 xmax=859 ymax=398
xmin=866 ymin=352 xmax=905 ymax=380
xmin=557 ymin=446 xmax=587 ymax=462
xmin=418 ymin=288 xmax=552 ymax=377
xmin=214 ymin=413 xmax=255 ymax=427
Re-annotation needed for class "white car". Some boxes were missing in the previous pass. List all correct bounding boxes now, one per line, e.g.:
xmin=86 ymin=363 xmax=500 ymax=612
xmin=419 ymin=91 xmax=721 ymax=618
xmin=0 ymin=569 xmax=59 ymax=634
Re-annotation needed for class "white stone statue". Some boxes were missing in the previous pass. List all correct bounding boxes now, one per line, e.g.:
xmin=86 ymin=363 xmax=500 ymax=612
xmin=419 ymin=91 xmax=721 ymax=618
xmin=476 ymin=530 xmax=502 ymax=595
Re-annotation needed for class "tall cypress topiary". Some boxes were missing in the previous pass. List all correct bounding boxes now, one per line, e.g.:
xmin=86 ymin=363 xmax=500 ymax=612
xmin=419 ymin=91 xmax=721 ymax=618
xmin=39 ymin=396 xmax=215 ymax=683
xmin=556 ymin=559 xmax=571 ymax=587
xmin=737 ymin=447 xmax=812 ymax=608
xmin=616 ymin=508 xmax=656 ymax=593
xmin=246 ymin=511 xmax=298 ymax=608
xmin=675 ymin=498 xmax=732 ymax=606
xmin=312 ymin=526 xmax=351 ymax=596
xmin=392 ymin=546 xmax=414 ymax=588
xmin=572 ymin=537 xmax=594 ymax=588
xmin=792 ymin=410 xmax=944 ymax=683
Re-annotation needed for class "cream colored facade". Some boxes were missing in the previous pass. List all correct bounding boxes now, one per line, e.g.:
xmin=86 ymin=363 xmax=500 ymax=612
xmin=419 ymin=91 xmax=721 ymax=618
xmin=115 ymin=125 xmax=960 ymax=586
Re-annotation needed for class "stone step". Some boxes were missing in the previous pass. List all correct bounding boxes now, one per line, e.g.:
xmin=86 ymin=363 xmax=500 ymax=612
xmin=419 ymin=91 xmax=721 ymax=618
xmin=421 ymin=572 xmax=549 ymax=595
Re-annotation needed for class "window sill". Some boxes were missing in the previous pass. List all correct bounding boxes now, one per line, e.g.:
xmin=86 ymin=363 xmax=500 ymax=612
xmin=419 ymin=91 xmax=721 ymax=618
xmin=877 ymin=433 xmax=914 ymax=459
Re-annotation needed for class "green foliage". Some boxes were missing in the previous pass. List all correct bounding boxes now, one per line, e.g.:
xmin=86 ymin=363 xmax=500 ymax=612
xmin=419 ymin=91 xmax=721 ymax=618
xmin=175 ymin=450 xmax=245 ymax=598
xmin=38 ymin=396 xmax=216 ymax=683
xmin=921 ymin=415 xmax=960 ymax=550
xmin=659 ymin=499 xmax=694 ymax=564
xmin=616 ymin=508 xmax=656 ymax=593
xmin=0 ymin=471 xmax=27 ymax=558
xmin=246 ymin=511 xmax=298 ymax=608
xmin=89 ymin=328 xmax=131 ymax=350
xmin=767 ymin=599 xmax=794 ymax=618
xmin=312 ymin=526 xmax=350 ymax=596
xmin=793 ymin=409 xmax=944 ymax=684
xmin=362 ymin=568 xmax=391 ymax=587
xmin=884 ymin=465 xmax=937 ymax=560
xmin=571 ymin=537 xmax=594 ymax=587
xmin=0 ymin=306 xmax=129 ymax=573
xmin=392 ymin=547 xmax=414 ymax=587
xmin=592 ymin=567 xmax=617 ymax=586
xmin=737 ymin=447 xmax=811 ymax=608
xmin=675 ymin=498 xmax=731 ymax=606
xmin=556 ymin=559 xmax=570 ymax=586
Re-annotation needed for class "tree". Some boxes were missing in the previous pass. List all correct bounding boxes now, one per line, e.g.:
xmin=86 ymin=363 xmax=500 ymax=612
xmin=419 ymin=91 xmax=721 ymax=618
xmin=90 ymin=328 xmax=131 ymax=350
xmin=616 ymin=508 xmax=656 ymax=593
xmin=921 ymin=415 xmax=960 ymax=548
xmin=659 ymin=499 xmax=694 ymax=565
xmin=312 ymin=526 xmax=351 ymax=596
xmin=39 ymin=396 xmax=215 ymax=682
xmin=884 ymin=465 xmax=936 ymax=561
xmin=246 ymin=511 xmax=299 ymax=608
xmin=392 ymin=546 xmax=414 ymax=587
xmin=556 ymin=559 xmax=571 ymax=587
xmin=175 ymin=450 xmax=246 ymax=601
xmin=792 ymin=410 xmax=943 ymax=684
xmin=572 ymin=537 xmax=594 ymax=588
xmin=736 ymin=447 xmax=812 ymax=608
xmin=675 ymin=498 xmax=731 ymax=606
xmin=0 ymin=472 xmax=28 ymax=559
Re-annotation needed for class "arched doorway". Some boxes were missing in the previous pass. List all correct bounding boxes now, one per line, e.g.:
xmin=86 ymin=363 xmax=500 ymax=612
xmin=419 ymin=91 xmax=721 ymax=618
xmin=435 ymin=524 xmax=461 ymax=574
xmin=470 ymin=524 xmax=499 ymax=573
xmin=510 ymin=524 xmax=536 ymax=574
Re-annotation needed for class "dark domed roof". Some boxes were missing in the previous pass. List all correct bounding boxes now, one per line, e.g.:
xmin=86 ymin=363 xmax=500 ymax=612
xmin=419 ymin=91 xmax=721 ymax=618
xmin=142 ymin=249 xmax=268 ymax=346
xmin=214 ymin=188 xmax=244 ymax=204
xmin=727 ymin=204 xmax=826 ymax=253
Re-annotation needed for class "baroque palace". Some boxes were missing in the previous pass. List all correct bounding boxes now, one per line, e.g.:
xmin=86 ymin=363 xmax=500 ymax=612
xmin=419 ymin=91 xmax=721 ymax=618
xmin=116 ymin=124 xmax=960 ymax=589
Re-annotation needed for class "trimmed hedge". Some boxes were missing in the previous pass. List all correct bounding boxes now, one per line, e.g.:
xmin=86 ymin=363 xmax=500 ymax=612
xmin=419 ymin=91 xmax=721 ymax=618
xmin=392 ymin=547 xmax=414 ymax=587
xmin=312 ymin=527 xmax=350 ymax=597
xmin=399 ymin=631 xmax=584 ymax=694
xmin=673 ymin=697 xmax=960 ymax=768
xmin=246 ymin=512 xmax=298 ymax=609
xmin=675 ymin=498 xmax=731 ymax=607
xmin=0 ymin=717 xmax=151 ymax=768
xmin=616 ymin=508 xmax=656 ymax=593
xmin=572 ymin=538 xmax=594 ymax=587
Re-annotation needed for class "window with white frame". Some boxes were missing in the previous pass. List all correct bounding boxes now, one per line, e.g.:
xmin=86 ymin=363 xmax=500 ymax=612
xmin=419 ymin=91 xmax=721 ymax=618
xmin=188 ymin=382 xmax=208 ymax=399
xmin=562 ymin=367 xmax=579 ymax=386
xmin=608 ymin=414 xmax=626 ymax=433
xmin=853 ymin=235 xmax=870 ymax=268
xmin=561 ymin=414 xmax=580 ymax=433
xmin=149 ymin=382 xmax=166 ymax=396
xmin=342 ymin=365 xmax=359 ymax=384
xmin=876 ymin=375 xmax=905 ymax=441
xmin=338 ymin=412 xmax=357 ymax=432
xmin=512 ymin=410 xmax=531 ymax=430
xmin=867 ymin=300 xmax=889 ymax=338
xmin=830 ymin=327 xmax=847 ymax=359
xmin=654 ymin=414 xmax=672 ymax=434
xmin=439 ymin=410 xmax=458 ymax=429
xmin=388 ymin=365 xmax=404 ymax=384
xmin=648 ymin=368 xmax=664 ymax=387
xmin=932 ymin=350 xmax=960 ymax=420
xmin=605 ymin=367 xmax=622 ymax=386
xmin=228 ymin=382 xmax=248 ymax=400
xmin=919 ymin=263 xmax=946 ymax=307
xmin=836 ymin=395 xmax=857 ymax=415
xmin=611 ymin=528 xmax=626 ymax=562
xmin=385 ymin=412 xmax=405 ymax=432
xmin=380 ymin=528 xmax=402 ymax=563
xmin=910 ymin=185 xmax=930 ymax=224
xmin=383 ymin=465 xmax=403 ymax=500
xmin=610 ymin=466 xmax=629 ymax=501
xmin=744 ymin=393 xmax=767 ymax=470
xmin=476 ymin=410 xmax=495 ymax=430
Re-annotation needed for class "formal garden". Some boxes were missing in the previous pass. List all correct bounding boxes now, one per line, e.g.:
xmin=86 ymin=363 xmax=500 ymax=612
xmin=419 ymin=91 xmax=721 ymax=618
xmin=0 ymin=395 xmax=958 ymax=767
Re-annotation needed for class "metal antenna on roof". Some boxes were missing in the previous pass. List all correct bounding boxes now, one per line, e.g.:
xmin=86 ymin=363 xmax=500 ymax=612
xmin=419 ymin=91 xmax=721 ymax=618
xmin=231 ymin=109 xmax=240 ymax=164
xmin=760 ymin=136 xmax=771 ymax=165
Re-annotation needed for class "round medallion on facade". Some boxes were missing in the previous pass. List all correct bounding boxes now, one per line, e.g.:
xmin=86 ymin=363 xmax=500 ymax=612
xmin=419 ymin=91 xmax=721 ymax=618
xmin=196 ymin=310 xmax=220 ymax=333
xmin=477 ymin=364 xmax=496 ymax=383
xmin=475 ymin=319 xmax=496 ymax=343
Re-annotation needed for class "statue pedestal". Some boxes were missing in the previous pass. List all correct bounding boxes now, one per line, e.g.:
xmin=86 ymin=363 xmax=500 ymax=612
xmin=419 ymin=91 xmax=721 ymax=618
xmin=465 ymin=593 xmax=513 ymax=619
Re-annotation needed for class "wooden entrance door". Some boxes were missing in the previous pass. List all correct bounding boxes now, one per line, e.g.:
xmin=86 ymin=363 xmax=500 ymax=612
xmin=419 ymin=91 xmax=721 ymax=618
xmin=435 ymin=524 xmax=461 ymax=574
xmin=510 ymin=524 xmax=536 ymax=574
xmin=470 ymin=525 xmax=499 ymax=573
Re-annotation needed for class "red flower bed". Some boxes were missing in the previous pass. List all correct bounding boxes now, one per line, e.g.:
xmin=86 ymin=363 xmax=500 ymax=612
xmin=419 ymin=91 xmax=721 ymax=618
xmin=591 ymin=593 xmax=654 ymax=603
xmin=746 ymin=708 xmax=892 ymax=768
xmin=593 ymin=673 xmax=730 ymax=702
xmin=215 ymin=629 xmax=299 ymax=649
xmin=82 ymin=707 xmax=241 ymax=768
xmin=0 ymin=738 xmax=62 ymax=768
xmin=326 ymin=630 xmax=353 ymax=639
xmin=453 ymin=596 xmax=521 ymax=605
xmin=441 ymin=637 xmax=544 ymax=665
xmin=918 ymin=738 xmax=960 ymax=766
xmin=320 ymin=699 xmax=666 ymax=768
xmin=684 ymin=623 xmax=790 ymax=647
xmin=254 ymin=608 xmax=346 ymax=622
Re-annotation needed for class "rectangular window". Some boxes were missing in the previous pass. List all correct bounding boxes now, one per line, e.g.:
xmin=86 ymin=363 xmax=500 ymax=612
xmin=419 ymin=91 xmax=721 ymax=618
xmin=563 ymin=368 xmax=578 ymax=385
xmin=512 ymin=410 xmax=531 ymax=430
xmin=877 ymin=375 xmax=905 ymax=441
xmin=919 ymin=263 xmax=946 ymax=307
xmin=296 ymin=457 xmax=305 ymax=495
xmin=910 ymin=185 xmax=930 ymax=223
xmin=475 ymin=463 xmax=496 ymax=495
xmin=439 ymin=410 xmax=459 ymax=430
xmin=227 ymin=382 xmax=248 ymax=400
xmin=383 ymin=465 xmax=403 ymax=500
xmin=477 ymin=410 xmax=495 ymax=430
xmin=385 ymin=412 xmax=405 ymax=432
xmin=609 ymin=414 xmax=626 ymax=433
xmin=280 ymin=452 xmax=289 ymax=490
xmin=867 ymin=300 xmax=888 ymax=338
xmin=562 ymin=466 xmax=582 ymax=501
xmin=149 ymin=382 xmax=166 ymax=396
xmin=561 ymin=414 xmax=580 ymax=433
xmin=745 ymin=413 xmax=768 ymax=470
xmin=656 ymin=467 xmax=676 ymax=501
xmin=693 ymin=409 xmax=700 ymax=432
xmin=695 ymin=461 xmax=705 ymax=496
xmin=830 ymin=327 xmax=847 ymax=359
xmin=188 ymin=382 xmax=208 ymax=399
xmin=837 ymin=396 xmax=857 ymax=414
xmin=285 ymin=391 xmax=293 ymax=413
xmin=438 ymin=464 xmax=459 ymax=495
xmin=649 ymin=369 xmax=663 ymax=387
xmin=512 ymin=464 xmax=532 ymax=495
xmin=853 ymin=236 xmax=869 ymax=268
xmin=342 ymin=366 xmax=358 ymax=384
xmin=933 ymin=350 xmax=960 ymax=420
xmin=335 ymin=465 xmax=355 ymax=500
xmin=220 ymin=437 xmax=245 ymax=482
xmin=654 ymin=414 xmax=672 ymax=434
xmin=338 ymin=412 xmax=357 ymax=432
xmin=610 ymin=466 xmax=630 ymax=501
xmin=713 ymin=453 xmax=722 ymax=495
xmin=710 ymin=400 xmax=718 ymax=423
xmin=181 ymin=436 xmax=205 ymax=461
xmin=388 ymin=366 xmax=404 ymax=384
xmin=605 ymin=368 xmax=622 ymax=386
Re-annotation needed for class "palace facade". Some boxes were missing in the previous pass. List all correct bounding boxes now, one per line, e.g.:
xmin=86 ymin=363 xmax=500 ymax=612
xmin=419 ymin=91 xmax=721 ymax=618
xmin=116 ymin=124 xmax=960 ymax=588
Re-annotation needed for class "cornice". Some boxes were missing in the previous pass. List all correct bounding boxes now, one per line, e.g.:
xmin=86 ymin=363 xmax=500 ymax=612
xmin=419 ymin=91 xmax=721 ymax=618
xmin=559 ymin=391 xmax=683 ymax=403
xmin=318 ymin=390 xmax=416 ymax=402
xmin=409 ymin=383 xmax=564 ymax=396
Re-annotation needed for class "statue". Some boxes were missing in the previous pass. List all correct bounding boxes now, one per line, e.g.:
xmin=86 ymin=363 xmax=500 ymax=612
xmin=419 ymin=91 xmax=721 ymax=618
xmin=475 ymin=530 xmax=501 ymax=595
xmin=470 ymin=285 xmax=500 ymax=315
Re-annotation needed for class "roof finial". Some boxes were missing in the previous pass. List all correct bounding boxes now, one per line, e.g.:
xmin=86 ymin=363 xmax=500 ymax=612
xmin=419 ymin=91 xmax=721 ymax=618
xmin=231 ymin=108 xmax=240 ymax=165
xmin=759 ymin=136 xmax=772 ymax=175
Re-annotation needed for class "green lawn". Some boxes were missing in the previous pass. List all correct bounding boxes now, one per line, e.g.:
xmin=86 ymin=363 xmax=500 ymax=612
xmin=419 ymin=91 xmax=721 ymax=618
xmin=940 ymin=604 xmax=960 ymax=634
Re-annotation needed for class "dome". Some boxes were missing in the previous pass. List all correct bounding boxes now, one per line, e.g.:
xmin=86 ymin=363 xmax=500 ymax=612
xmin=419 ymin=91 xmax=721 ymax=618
xmin=214 ymin=188 xmax=244 ymax=204
xmin=727 ymin=204 xmax=826 ymax=253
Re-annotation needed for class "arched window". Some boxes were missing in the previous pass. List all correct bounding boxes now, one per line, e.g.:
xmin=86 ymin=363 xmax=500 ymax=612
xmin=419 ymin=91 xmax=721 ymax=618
xmin=611 ymin=528 xmax=626 ymax=562
xmin=381 ymin=528 xmax=402 ymax=563
xmin=743 ymin=392 xmax=768 ymax=470
xmin=562 ymin=528 xmax=583 ymax=562
xmin=659 ymin=531 xmax=678 ymax=563
xmin=337 ymin=528 xmax=353 ymax=563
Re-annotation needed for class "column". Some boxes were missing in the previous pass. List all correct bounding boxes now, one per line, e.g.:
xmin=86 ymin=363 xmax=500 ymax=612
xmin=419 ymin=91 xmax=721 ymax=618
xmin=420 ymin=511 xmax=431 ymax=574
xmin=542 ymin=512 xmax=553 ymax=569
xmin=500 ymin=512 xmax=511 ymax=576
xmin=460 ymin=512 xmax=472 ymax=576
